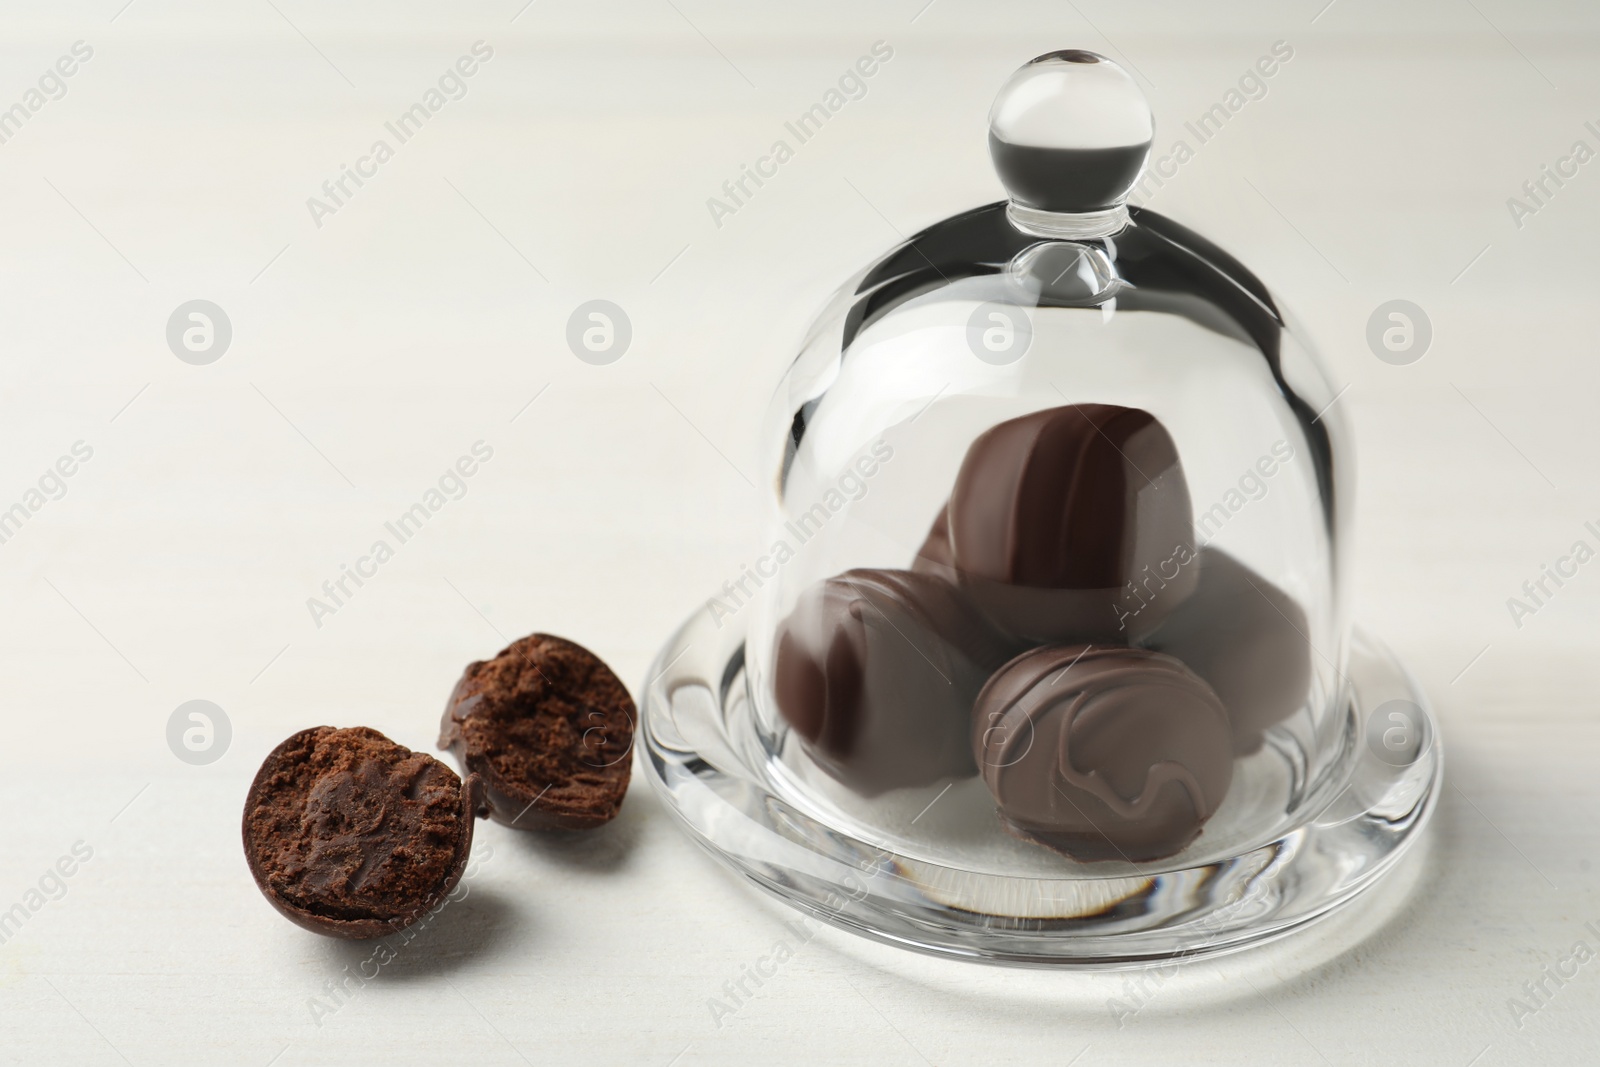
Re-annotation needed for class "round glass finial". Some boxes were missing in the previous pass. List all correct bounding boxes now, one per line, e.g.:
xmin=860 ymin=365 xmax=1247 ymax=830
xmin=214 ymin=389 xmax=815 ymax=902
xmin=988 ymin=50 xmax=1153 ymax=238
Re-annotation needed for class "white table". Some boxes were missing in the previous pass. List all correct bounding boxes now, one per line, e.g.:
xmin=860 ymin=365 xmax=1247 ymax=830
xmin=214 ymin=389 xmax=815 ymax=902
xmin=1 ymin=2 xmax=1596 ymax=1063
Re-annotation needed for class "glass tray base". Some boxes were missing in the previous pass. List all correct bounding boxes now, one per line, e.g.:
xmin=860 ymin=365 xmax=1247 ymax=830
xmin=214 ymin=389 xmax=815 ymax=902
xmin=640 ymin=605 xmax=1441 ymax=967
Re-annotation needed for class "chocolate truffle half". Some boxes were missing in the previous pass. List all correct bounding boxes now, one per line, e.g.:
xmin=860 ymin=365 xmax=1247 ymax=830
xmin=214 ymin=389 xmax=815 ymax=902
xmin=1143 ymin=548 xmax=1313 ymax=755
xmin=974 ymin=645 xmax=1232 ymax=862
xmin=944 ymin=403 xmax=1198 ymax=643
xmin=773 ymin=568 xmax=1019 ymax=795
xmin=440 ymin=633 xmax=636 ymax=830
xmin=243 ymin=726 xmax=483 ymax=939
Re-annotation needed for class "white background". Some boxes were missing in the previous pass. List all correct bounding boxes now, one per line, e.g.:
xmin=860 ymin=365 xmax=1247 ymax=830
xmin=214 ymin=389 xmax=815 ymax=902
xmin=1 ymin=1 xmax=1597 ymax=1063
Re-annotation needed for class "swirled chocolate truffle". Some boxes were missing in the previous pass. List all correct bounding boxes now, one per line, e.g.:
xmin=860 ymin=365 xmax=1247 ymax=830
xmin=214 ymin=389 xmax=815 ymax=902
xmin=773 ymin=568 xmax=1018 ymax=795
xmin=440 ymin=633 xmax=635 ymax=830
xmin=1143 ymin=548 xmax=1312 ymax=755
xmin=974 ymin=644 xmax=1232 ymax=862
xmin=243 ymin=726 xmax=483 ymax=939
xmin=944 ymin=404 xmax=1197 ymax=643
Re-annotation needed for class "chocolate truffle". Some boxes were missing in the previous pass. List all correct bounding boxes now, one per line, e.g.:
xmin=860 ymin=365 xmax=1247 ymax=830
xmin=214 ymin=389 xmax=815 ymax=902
xmin=974 ymin=644 xmax=1232 ymax=862
xmin=773 ymin=568 xmax=1018 ymax=795
xmin=242 ymin=726 xmax=483 ymax=939
xmin=944 ymin=404 xmax=1197 ymax=643
xmin=440 ymin=633 xmax=635 ymax=830
xmin=1143 ymin=548 xmax=1313 ymax=755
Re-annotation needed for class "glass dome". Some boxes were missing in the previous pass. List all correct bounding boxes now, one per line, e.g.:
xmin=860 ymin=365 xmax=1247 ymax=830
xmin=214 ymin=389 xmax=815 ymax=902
xmin=641 ymin=51 xmax=1440 ymax=965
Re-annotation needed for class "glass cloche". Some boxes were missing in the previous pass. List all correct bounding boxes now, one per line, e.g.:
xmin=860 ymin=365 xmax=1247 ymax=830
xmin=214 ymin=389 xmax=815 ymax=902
xmin=641 ymin=50 xmax=1440 ymax=964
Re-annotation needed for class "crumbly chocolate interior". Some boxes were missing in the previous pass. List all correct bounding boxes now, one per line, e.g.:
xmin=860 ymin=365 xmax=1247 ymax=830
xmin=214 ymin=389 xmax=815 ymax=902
xmin=245 ymin=726 xmax=465 ymax=922
xmin=455 ymin=634 xmax=634 ymax=823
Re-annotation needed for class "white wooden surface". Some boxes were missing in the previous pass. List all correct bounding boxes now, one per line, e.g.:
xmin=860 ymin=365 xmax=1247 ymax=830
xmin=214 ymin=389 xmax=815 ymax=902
xmin=1 ymin=2 xmax=1597 ymax=1063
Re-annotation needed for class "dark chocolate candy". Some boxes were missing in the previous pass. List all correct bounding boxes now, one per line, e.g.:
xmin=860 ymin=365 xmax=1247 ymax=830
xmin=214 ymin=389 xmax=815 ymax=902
xmin=242 ymin=726 xmax=483 ymax=939
xmin=772 ymin=568 xmax=1018 ymax=795
xmin=1143 ymin=548 xmax=1312 ymax=755
xmin=974 ymin=644 xmax=1232 ymax=862
xmin=943 ymin=404 xmax=1198 ymax=643
xmin=440 ymin=633 xmax=635 ymax=830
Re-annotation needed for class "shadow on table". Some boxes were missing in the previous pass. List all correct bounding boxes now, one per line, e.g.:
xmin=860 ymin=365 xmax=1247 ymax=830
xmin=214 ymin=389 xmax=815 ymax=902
xmin=312 ymin=885 xmax=524 ymax=982
xmin=492 ymin=779 xmax=654 ymax=875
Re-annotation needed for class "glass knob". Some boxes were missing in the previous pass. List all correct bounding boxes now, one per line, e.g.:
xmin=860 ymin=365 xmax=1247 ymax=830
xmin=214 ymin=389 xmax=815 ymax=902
xmin=988 ymin=50 xmax=1153 ymax=237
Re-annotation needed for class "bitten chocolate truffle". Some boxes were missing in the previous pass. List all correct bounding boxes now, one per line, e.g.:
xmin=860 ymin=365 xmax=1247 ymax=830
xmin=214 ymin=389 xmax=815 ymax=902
xmin=1143 ymin=548 xmax=1313 ymax=755
xmin=974 ymin=645 xmax=1232 ymax=862
xmin=773 ymin=568 xmax=1018 ymax=795
xmin=242 ymin=726 xmax=483 ymax=939
xmin=440 ymin=633 xmax=636 ymax=830
xmin=943 ymin=403 xmax=1197 ymax=643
